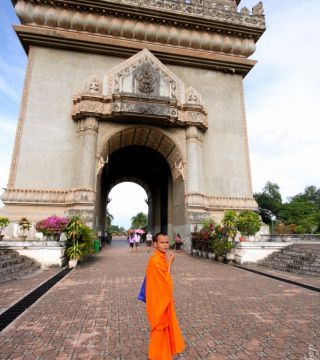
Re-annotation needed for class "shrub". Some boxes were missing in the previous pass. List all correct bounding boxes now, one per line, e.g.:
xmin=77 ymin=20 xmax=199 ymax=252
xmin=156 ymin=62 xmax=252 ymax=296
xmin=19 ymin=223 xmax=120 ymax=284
xmin=236 ymin=211 xmax=262 ymax=236
xmin=35 ymin=215 xmax=69 ymax=235
xmin=0 ymin=217 xmax=10 ymax=234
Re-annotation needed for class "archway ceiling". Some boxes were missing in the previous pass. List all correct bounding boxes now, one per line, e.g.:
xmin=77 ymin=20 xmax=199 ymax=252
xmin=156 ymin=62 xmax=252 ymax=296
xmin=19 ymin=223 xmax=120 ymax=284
xmin=107 ymin=127 xmax=183 ymax=181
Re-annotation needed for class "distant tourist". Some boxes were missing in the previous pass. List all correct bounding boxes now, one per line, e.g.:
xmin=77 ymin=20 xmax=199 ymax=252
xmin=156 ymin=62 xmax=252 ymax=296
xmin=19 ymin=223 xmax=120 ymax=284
xmin=129 ymin=233 xmax=135 ymax=253
xmin=146 ymin=231 xmax=153 ymax=253
xmin=134 ymin=232 xmax=141 ymax=253
xmin=175 ymin=233 xmax=183 ymax=252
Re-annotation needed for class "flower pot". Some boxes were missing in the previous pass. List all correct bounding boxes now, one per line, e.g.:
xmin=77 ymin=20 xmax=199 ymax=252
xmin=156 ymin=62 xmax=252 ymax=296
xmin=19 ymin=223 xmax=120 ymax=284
xmin=0 ymin=234 xmax=4 ymax=241
xmin=208 ymin=252 xmax=216 ymax=260
xmin=202 ymin=251 xmax=208 ymax=258
xmin=68 ymin=259 xmax=78 ymax=268
xmin=192 ymin=249 xmax=198 ymax=256
xmin=225 ymin=253 xmax=235 ymax=264
xmin=239 ymin=236 xmax=246 ymax=242
xmin=217 ymin=255 xmax=224 ymax=263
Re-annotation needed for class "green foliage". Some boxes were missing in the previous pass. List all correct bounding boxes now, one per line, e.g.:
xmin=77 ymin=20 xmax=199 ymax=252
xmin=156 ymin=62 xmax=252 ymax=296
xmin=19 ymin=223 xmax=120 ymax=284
xmin=222 ymin=210 xmax=238 ymax=239
xmin=66 ymin=242 xmax=84 ymax=260
xmin=105 ymin=211 xmax=114 ymax=227
xmin=0 ymin=217 xmax=10 ymax=234
xmin=107 ymin=224 xmax=126 ymax=234
xmin=212 ymin=238 xmax=234 ymax=256
xmin=278 ymin=195 xmax=320 ymax=234
xmin=236 ymin=211 xmax=262 ymax=236
xmin=131 ymin=212 xmax=148 ymax=229
xmin=255 ymin=182 xmax=320 ymax=234
xmin=65 ymin=215 xmax=95 ymax=260
xmin=254 ymin=181 xmax=282 ymax=223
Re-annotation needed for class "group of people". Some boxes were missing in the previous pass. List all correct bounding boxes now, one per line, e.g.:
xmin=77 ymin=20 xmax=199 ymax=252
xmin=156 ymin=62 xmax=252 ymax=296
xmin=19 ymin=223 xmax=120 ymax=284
xmin=128 ymin=231 xmax=183 ymax=253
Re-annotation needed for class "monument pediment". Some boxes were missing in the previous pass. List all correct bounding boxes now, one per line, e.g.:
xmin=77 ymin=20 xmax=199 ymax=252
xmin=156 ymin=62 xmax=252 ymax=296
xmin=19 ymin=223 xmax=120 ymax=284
xmin=104 ymin=49 xmax=184 ymax=103
xmin=72 ymin=49 xmax=207 ymax=130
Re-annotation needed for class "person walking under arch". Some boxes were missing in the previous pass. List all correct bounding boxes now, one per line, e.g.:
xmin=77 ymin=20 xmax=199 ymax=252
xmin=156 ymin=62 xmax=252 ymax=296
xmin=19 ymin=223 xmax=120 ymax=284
xmin=146 ymin=231 xmax=153 ymax=253
xmin=174 ymin=233 xmax=183 ymax=253
xmin=128 ymin=233 xmax=135 ymax=253
xmin=134 ymin=232 xmax=141 ymax=253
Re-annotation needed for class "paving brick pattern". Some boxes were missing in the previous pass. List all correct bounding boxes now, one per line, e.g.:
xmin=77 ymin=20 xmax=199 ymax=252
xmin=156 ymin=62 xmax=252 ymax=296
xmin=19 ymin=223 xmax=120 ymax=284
xmin=0 ymin=240 xmax=319 ymax=360
xmin=0 ymin=268 xmax=61 ymax=315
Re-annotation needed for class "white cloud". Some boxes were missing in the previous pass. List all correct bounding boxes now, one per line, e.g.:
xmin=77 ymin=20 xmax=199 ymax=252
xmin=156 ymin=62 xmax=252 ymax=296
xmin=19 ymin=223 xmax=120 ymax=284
xmin=243 ymin=0 xmax=320 ymax=200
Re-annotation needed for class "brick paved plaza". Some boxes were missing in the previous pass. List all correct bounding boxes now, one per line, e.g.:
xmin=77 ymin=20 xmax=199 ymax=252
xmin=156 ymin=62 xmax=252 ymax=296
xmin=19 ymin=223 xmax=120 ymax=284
xmin=0 ymin=240 xmax=319 ymax=360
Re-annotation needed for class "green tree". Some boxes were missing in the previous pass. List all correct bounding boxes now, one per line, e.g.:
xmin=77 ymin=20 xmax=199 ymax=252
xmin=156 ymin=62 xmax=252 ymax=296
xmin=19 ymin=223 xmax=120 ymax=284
xmin=254 ymin=181 xmax=282 ymax=223
xmin=131 ymin=212 xmax=148 ymax=229
xmin=236 ymin=211 xmax=262 ymax=236
xmin=279 ymin=186 xmax=320 ymax=233
xmin=105 ymin=211 xmax=114 ymax=228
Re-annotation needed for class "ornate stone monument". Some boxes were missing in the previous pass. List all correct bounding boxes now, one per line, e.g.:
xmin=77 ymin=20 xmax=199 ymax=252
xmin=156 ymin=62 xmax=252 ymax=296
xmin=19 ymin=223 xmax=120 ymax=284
xmin=2 ymin=0 xmax=266 ymax=243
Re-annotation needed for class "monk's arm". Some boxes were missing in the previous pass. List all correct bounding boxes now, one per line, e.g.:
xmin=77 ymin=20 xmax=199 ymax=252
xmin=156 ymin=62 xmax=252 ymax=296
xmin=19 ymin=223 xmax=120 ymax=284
xmin=168 ymin=251 xmax=174 ymax=273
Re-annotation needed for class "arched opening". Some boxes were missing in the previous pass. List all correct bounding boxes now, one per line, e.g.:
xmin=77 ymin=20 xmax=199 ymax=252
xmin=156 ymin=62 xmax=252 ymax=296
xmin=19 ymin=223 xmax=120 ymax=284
xmin=95 ymin=127 xmax=186 ymax=239
xmin=107 ymin=182 xmax=148 ymax=231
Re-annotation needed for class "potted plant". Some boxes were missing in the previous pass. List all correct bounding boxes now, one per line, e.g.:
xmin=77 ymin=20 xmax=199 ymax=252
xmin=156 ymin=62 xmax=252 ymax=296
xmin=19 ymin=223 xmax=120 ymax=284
xmin=18 ymin=217 xmax=32 ymax=240
xmin=236 ymin=211 xmax=262 ymax=241
xmin=64 ymin=215 xmax=95 ymax=268
xmin=213 ymin=238 xmax=226 ymax=262
xmin=208 ymin=238 xmax=216 ymax=260
xmin=35 ymin=215 xmax=69 ymax=241
xmin=66 ymin=242 xmax=84 ymax=268
xmin=222 ymin=210 xmax=238 ymax=242
xmin=0 ymin=217 xmax=10 ymax=240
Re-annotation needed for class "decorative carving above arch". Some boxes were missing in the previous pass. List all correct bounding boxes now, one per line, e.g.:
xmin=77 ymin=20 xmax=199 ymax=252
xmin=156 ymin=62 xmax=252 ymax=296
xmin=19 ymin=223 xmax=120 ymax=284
xmin=72 ymin=49 xmax=208 ymax=131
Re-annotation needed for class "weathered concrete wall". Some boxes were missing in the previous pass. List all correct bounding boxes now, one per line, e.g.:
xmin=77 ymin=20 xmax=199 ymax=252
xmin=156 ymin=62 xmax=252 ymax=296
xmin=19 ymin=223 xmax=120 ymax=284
xmin=169 ymin=65 xmax=252 ymax=198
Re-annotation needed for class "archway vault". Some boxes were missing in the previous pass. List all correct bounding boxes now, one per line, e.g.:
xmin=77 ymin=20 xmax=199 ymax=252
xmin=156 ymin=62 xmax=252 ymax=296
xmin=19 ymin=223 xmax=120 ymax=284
xmin=102 ymin=127 xmax=185 ymax=182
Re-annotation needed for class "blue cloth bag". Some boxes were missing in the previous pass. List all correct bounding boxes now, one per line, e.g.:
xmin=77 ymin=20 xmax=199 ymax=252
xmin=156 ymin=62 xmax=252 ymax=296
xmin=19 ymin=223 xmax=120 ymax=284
xmin=137 ymin=276 xmax=146 ymax=303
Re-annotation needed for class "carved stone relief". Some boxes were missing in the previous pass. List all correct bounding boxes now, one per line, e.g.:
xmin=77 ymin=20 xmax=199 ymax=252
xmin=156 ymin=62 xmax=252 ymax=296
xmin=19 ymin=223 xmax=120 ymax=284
xmin=72 ymin=49 xmax=207 ymax=130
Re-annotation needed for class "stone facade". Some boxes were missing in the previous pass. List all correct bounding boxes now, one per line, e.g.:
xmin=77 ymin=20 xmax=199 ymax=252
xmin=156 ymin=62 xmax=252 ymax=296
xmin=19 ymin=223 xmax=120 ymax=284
xmin=1 ymin=0 xmax=265 ymax=242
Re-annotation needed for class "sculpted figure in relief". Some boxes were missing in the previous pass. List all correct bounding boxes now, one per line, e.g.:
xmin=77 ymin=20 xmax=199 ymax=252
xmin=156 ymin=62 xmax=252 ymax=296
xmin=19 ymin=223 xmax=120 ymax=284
xmin=252 ymin=2 xmax=264 ymax=16
xmin=174 ymin=160 xmax=185 ymax=180
xmin=135 ymin=65 xmax=155 ymax=94
xmin=96 ymin=155 xmax=108 ymax=175
xmin=83 ymin=76 xmax=102 ymax=95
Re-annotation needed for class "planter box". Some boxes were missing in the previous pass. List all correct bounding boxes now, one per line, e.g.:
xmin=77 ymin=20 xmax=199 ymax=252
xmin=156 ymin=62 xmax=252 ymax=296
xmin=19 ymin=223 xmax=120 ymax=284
xmin=0 ymin=240 xmax=66 ymax=267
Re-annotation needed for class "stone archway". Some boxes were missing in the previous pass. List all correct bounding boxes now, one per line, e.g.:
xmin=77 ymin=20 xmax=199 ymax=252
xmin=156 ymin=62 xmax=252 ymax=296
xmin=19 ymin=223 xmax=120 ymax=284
xmin=95 ymin=126 xmax=186 ymax=239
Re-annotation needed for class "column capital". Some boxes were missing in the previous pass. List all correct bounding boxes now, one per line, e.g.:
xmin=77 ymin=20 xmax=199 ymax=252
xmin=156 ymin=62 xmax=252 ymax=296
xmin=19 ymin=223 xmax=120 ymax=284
xmin=79 ymin=116 xmax=99 ymax=132
xmin=186 ymin=126 xmax=203 ymax=142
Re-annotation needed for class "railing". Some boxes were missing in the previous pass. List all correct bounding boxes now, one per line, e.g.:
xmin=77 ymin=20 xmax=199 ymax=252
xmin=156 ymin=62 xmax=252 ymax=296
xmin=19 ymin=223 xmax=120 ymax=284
xmin=261 ymin=234 xmax=320 ymax=242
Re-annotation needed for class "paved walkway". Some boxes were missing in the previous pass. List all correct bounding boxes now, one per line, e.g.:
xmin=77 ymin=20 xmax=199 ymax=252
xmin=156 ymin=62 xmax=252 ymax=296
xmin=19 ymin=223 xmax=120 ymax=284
xmin=0 ymin=240 xmax=319 ymax=360
xmin=0 ymin=268 xmax=61 ymax=315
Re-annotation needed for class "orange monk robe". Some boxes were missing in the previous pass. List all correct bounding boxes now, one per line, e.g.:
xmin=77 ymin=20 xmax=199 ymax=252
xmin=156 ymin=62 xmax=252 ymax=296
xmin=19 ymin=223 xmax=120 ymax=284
xmin=146 ymin=249 xmax=185 ymax=360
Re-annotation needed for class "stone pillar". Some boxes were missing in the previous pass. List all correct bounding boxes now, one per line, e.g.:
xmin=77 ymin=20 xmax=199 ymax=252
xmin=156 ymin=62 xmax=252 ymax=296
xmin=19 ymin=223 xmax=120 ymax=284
xmin=186 ymin=126 xmax=204 ymax=193
xmin=167 ymin=176 xmax=173 ymax=240
xmin=78 ymin=116 xmax=99 ymax=189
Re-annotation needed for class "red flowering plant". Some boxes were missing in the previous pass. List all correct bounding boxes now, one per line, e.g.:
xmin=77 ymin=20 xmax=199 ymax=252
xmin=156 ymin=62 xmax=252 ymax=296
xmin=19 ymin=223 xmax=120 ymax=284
xmin=191 ymin=220 xmax=215 ymax=251
xmin=35 ymin=215 xmax=69 ymax=236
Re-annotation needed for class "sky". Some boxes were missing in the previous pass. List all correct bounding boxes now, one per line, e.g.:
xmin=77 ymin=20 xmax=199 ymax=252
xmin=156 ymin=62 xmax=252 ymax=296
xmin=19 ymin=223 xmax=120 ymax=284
xmin=0 ymin=0 xmax=319 ymax=229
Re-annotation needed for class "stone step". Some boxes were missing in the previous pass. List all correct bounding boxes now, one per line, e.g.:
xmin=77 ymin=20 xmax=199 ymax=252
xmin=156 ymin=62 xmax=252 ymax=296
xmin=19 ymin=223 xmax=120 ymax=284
xmin=0 ymin=253 xmax=19 ymax=262
xmin=260 ymin=263 xmax=320 ymax=276
xmin=0 ymin=260 xmax=36 ymax=276
xmin=262 ymin=263 xmax=320 ymax=273
xmin=0 ymin=256 xmax=25 ymax=268
xmin=260 ymin=245 xmax=320 ymax=276
xmin=0 ymin=265 xmax=41 ymax=283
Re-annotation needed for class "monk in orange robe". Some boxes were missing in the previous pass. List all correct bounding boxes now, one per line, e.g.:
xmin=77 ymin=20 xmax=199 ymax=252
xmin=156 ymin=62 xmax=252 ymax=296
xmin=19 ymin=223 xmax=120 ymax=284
xmin=145 ymin=233 xmax=185 ymax=360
